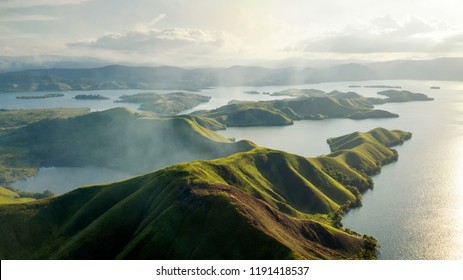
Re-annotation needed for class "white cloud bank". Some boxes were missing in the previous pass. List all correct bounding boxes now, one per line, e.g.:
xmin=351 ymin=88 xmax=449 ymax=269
xmin=290 ymin=16 xmax=463 ymax=55
xmin=67 ymin=19 xmax=244 ymax=65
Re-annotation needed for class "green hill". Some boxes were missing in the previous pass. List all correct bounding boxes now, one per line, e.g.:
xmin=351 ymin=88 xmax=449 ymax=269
xmin=326 ymin=128 xmax=412 ymax=175
xmin=0 ymin=108 xmax=254 ymax=184
xmin=194 ymin=96 xmax=398 ymax=127
xmin=0 ymin=127 xmax=411 ymax=259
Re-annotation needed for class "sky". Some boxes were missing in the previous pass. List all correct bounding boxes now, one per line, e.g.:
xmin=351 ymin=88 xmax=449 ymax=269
xmin=1 ymin=0 xmax=463 ymax=66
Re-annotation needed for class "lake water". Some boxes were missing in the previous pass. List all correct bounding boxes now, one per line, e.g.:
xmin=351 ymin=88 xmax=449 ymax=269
xmin=12 ymin=166 xmax=134 ymax=195
xmin=2 ymin=80 xmax=463 ymax=259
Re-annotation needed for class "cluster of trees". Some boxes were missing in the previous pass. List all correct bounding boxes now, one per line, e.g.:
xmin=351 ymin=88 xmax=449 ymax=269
xmin=4 ymin=186 xmax=54 ymax=199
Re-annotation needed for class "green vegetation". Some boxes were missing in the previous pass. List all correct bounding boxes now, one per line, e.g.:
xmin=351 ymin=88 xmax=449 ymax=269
xmin=377 ymin=90 xmax=434 ymax=102
xmin=194 ymin=95 xmax=398 ymax=127
xmin=0 ymin=186 xmax=54 ymax=205
xmin=325 ymin=127 xmax=412 ymax=176
xmin=116 ymin=92 xmax=211 ymax=115
xmin=0 ymin=186 xmax=36 ymax=204
xmin=0 ymin=127 xmax=411 ymax=259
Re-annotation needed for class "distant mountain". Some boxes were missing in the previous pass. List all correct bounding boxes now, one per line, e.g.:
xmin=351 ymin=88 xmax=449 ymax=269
xmin=369 ymin=57 xmax=463 ymax=80
xmin=0 ymin=57 xmax=461 ymax=92
xmin=0 ymin=56 xmax=111 ymax=73
xmin=0 ymin=63 xmax=378 ymax=92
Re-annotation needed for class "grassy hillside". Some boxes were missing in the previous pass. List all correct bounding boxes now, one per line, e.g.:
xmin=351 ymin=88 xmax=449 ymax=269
xmin=326 ymin=128 xmax=412 ymax=175
xmin=0 ymin=127 xmax=411 ymax=259
xmin=0 ymin=187 xmax=35 ymax=204
xmin=0 ymin=108 xmax=254 ymax=185
xmin=195 ymin=96 xmax=398 ymax=127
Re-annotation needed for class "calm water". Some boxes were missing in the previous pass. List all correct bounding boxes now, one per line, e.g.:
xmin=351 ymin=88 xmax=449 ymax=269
xmin=13 ymin=167 xmax=134 ymax=195
xmin=2 ymin=80 xmax=463 ymax=259
xmin=0 ymin=89 xmax=164 ymax=111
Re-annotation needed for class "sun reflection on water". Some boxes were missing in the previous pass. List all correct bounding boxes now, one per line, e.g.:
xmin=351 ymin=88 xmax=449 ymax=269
xmin=451 ymin=128 xmax=463 ymax=259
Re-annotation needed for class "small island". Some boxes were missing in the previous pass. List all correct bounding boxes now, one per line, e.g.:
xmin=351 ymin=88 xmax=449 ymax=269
xmin=377 ymin=90 xmax=434 ymax=102
xmin=364 ymin=85 xmax=402 ymax=89
xmin=16 ymin=93 xmax=64 ymax=99
xmin=74 ymin=94 xmax=109 ymax=100
xmin=244 ymin=90 xmax=260 ymax=95
xmin=116 ymin=92 xmax=211 ymax=115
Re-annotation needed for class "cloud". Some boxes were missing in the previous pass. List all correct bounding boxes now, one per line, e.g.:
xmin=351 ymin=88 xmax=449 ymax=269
xmin=291 ymin=16 xmax=463 ymax=54
xmin=68 ymin=25 xmax=242 ymax=58
xmin=0 ymin=0 xmax=89 ymax=9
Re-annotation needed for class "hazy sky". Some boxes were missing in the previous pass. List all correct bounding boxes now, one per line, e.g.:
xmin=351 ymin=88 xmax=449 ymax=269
xmin=1 ymin=0 xmax=463 ymax=66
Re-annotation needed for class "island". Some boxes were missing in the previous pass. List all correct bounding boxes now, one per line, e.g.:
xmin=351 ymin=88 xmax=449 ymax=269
xmin=0 ymin=126 xmax=411 ymax=259
xmin=244 ymin=90 xmax=260 ymax=95
xmin=377 ymin=90 xmax=434 ymax=102
xmin=116 ymin=92 xmax=211 ymax=115
xmin=74 ymin=94 xmax=109 ymax=100
xmin=16 ymin=93 xmax=64 ymax=99
xmin=193 ymin=93 xmax=398 ymax=127
xmin=364 ymin=85 xmax=402 ymax=89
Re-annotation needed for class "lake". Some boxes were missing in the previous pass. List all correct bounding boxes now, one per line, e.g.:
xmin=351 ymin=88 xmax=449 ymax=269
xmin=2 ymin=80 xmax=463 ymax=259
xmin=12 ymin=166 xmax=135 ymax=195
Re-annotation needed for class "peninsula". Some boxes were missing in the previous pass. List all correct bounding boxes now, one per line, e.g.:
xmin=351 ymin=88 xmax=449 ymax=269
xmin=0 ymin=125 xmax=411 ymax=260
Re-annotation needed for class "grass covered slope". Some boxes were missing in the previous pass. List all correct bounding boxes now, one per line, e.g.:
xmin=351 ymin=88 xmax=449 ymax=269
xmin=0 ymin=108 xmax=254 ymax=184
xmin=0 ymin=128 xmax=411 ymax=260
xmin=0 ymin=148 xmax=365 ymax=260
xmin=194 ymin=95 xmax=398 ymax=127
xmin=0 ymin=187 xmax=35 ymax=204
xmin=326 ymin=127 xmax=412 ymax=175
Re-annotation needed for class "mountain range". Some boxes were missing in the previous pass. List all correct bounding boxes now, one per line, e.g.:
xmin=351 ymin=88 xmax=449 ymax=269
xmin=0 ymin=57 xmax=461 ymax=92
